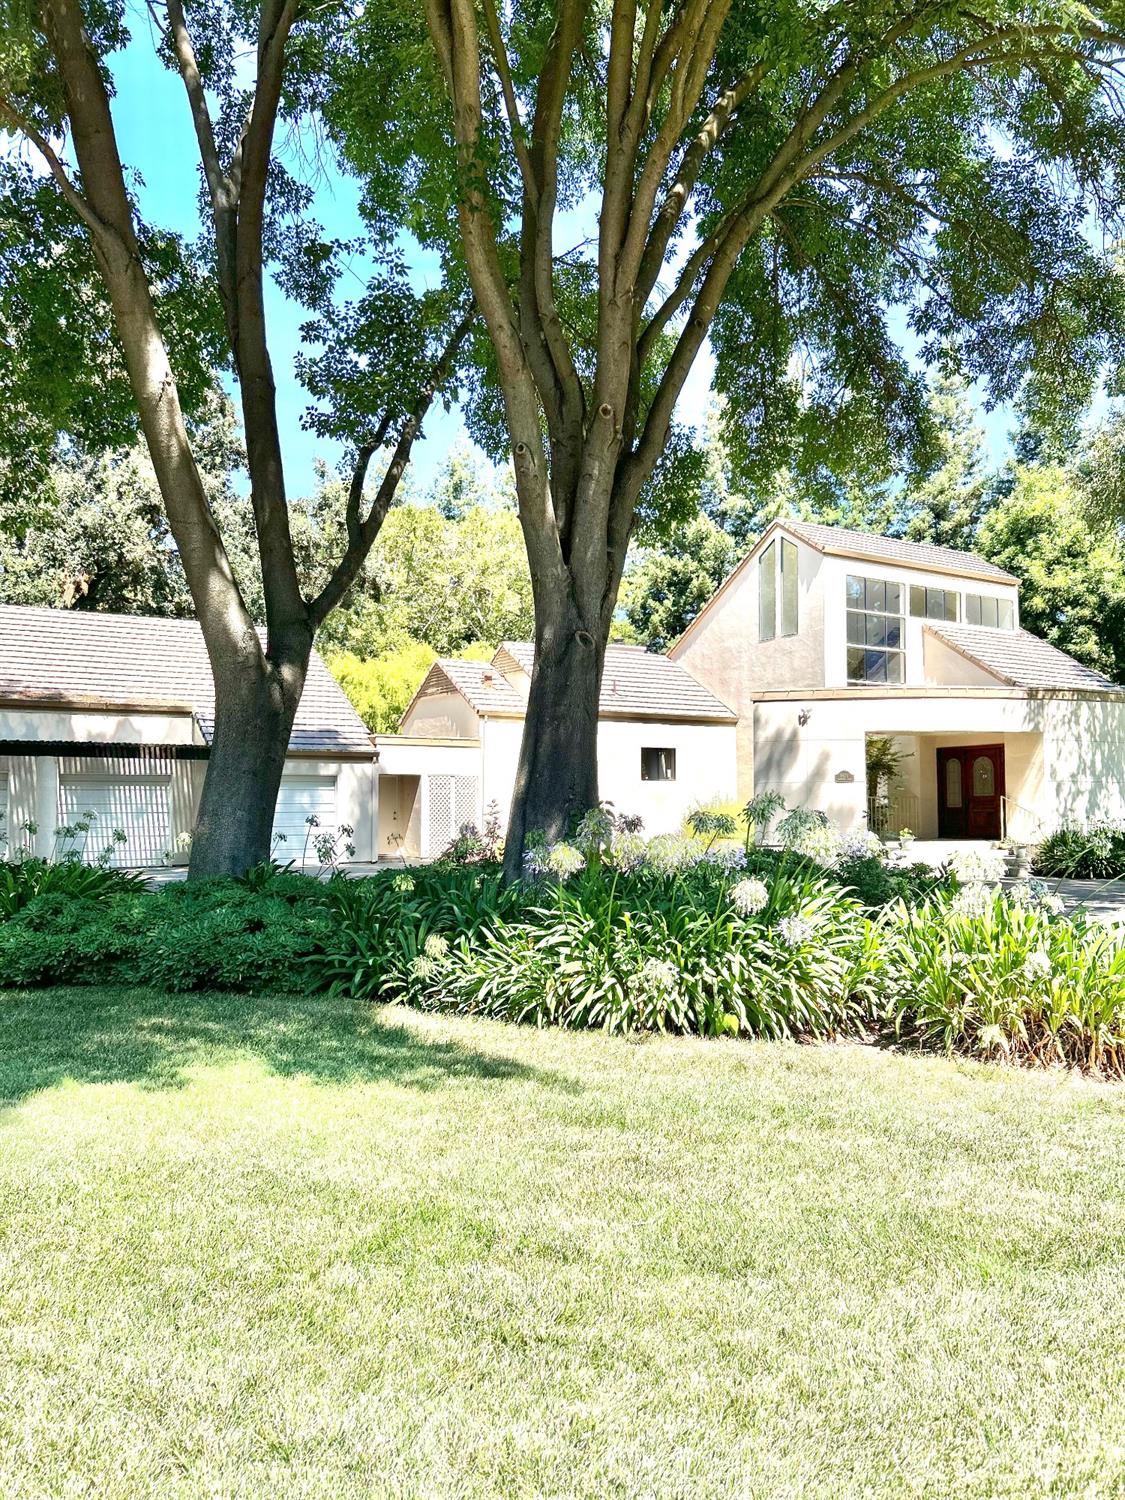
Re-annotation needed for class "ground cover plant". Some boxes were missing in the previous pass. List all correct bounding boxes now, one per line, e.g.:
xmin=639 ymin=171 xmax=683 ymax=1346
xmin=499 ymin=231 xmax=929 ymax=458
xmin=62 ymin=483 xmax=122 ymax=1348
xmin=0 ymin=990 xmax=1124 ymax=1498
xmin=1033 ymin=822 xmax=1125 ymax=879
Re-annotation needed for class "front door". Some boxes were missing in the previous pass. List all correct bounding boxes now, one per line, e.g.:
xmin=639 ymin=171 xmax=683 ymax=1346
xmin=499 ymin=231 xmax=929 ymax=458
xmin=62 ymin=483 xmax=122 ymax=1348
xmin=937 ymin=745 xmax=1004 ymax=840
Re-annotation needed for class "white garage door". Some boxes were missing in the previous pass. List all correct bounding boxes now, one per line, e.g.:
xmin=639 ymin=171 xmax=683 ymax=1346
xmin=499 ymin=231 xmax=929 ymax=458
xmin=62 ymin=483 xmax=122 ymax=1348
xmin=58 ymin=776 xmax=171 ymax=867
xmin=273 ymin=775 xmax=338 ymax=862
xmin=0 ymin=768 xmax=8 ymax=858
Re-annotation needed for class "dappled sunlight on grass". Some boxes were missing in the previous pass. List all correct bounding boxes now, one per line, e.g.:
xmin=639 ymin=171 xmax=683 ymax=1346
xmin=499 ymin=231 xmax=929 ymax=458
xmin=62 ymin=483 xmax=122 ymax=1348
xmin=1 ymin=995 xmax=1124 ymax=1497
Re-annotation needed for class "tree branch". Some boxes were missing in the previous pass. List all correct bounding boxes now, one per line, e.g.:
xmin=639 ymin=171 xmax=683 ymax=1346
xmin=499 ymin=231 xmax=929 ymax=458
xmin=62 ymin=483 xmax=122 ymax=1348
xmin=0 ymin=94 xmax=108 ymax=241
xmin=307 ymin=307 xmax=476 ymax=628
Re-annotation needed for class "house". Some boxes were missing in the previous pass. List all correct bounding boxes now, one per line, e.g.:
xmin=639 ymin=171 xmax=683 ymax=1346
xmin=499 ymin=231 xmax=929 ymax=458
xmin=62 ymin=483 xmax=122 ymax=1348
xmin=669 ymin=519 xmax=1125 ymax=842
xmin=375 ymin=643 xmax=738 ymax=858
xmin=0 ymin=604 xmax=377 ymax=865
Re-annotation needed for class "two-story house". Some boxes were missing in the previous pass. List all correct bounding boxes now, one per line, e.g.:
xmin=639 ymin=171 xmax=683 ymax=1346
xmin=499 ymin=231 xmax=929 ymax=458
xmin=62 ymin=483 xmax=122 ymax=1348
xmin=670 ymin=519 xmax=1125 ymax=843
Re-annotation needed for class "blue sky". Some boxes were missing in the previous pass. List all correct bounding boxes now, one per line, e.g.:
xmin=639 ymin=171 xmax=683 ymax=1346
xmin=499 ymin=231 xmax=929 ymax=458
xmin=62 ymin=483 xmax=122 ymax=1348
xmin=106 ymin=12 xmax=1024 ymax=503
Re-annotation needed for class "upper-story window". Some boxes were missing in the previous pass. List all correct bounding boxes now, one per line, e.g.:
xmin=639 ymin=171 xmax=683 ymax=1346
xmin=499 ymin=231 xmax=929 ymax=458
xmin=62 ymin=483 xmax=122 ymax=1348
xmin=847 ymin=575 xmax=904 ymax=684
xmin=909 ymin=585 xmax=959 ymax=622
xmin=758 ymin=537 xmax=798 ymax=642
xmin=965 ymin=593 xmax=1015 ymax=629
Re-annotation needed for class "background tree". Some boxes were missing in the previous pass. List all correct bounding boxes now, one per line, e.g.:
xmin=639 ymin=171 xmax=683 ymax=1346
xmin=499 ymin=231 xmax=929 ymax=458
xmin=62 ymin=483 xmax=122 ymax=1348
xmin=359 ymin=0 xmax=1125 ymax=873
xmin=893 ymin=372 xmax=991 ymax=550
xmin=0 ymin=0 xmax=471 ymax=876
xmin=979 ymin=460 xmax=1125 ymax=683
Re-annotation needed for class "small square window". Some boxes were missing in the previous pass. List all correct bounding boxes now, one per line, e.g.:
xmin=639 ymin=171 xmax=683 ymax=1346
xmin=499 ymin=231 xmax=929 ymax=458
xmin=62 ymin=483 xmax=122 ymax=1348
xmin=641 ymin=747 xmax=676 ymax=782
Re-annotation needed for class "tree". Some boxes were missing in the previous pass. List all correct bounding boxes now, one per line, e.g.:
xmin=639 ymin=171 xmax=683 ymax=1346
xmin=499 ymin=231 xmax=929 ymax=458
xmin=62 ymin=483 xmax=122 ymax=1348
xmin=0 ymin=1 xmax=472 ymax=876
xmin=894 ymin=372 xmax=992 ymax=550
xmin=618 ymin=515 xmax=737 ymax=651
xmin=978 ymin=461 xmax=1125 ymax=683
xmin=378 ymin=0 xmax=1125 ymax=874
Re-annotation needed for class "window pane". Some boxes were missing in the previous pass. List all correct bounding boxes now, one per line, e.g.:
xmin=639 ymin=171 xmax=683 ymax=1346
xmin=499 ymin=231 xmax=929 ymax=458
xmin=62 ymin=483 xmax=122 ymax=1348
xmin=641 ymin=747 xmax=676 ymax=782
xmin=945 ymin=757 xmax=963 ymax=808
xmin=909 ymin=585 xmax=926 ymax=617
xmin=847 ymin=611 xmax=866 ymax=645
xmin=966 ymin=594 xmax=981 ymax=625
xmin=972 ymin=755 xmax=995 ymax=796
xmin=759 ymin=541 xmax=776 ymax=642
xmin=847 ymin=647 xmax=866 ymax=681
xmin=867 ymin=579 xmax=886 ymax=613
xmin=846 ymin=575 xmax=865 ymax=608
xmin=983 ymin=597 xmax=999 ymax=628
xmin=945 ymin=591 xmax=960 ymax=621
xmin=866 ymin=614 xmax=888 ymax=647
xmin=865 ymin=650 xmax=888 ymax=684
xmin=780 ymin=540 xmax=799 ymax=636
xmin=886 ymin=651 xmax=904 ymax=684
xmin=885 ymin=582 xmax=902 ymax=616
xmin=884 ymin=620 xmax=902 ymax=650
xmin=998 ymin=598 xmax=1014 ymax=630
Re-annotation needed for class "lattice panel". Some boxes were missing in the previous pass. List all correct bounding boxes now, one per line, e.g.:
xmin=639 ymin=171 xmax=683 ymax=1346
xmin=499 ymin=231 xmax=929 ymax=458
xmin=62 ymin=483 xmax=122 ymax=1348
xmin=426 ymin=774 xmax=480 ymax=856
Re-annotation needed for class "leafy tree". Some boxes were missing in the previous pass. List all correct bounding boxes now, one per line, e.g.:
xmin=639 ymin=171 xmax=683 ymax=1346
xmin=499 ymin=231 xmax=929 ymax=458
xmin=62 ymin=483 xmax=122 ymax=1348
xmin=618 ymin=515 xmax=737 ymax=651
xmin=328 ymin=640 xmax=492 ymax=734
xmin=361 ymin=0 xmax=1125 ymax=872
xmin=0 ymin=1 xmax=472 ymax=876
xmin=978 ymin=461 xmax=1125 ymax=682
xmin=893 ymin=372 xmax=992 ymax=550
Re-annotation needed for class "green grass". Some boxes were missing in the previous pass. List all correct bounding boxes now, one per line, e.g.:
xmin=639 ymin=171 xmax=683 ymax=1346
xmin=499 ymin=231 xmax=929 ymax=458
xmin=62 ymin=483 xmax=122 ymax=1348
xmin=2 ymin=990 xmax=1125 ymax=1498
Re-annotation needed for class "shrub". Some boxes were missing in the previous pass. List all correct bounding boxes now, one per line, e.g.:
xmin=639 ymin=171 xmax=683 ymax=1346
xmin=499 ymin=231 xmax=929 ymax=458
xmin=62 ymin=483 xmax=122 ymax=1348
xmin=0 ymin=858 xmax=145 ymax=919
xmin=877 ymin=886 xmax=1125 ymax=1074
xmin=412 ymin=859 xmax=872 ymax=1040
xmin=1033 ymin=823 xmax=1125 ymax=880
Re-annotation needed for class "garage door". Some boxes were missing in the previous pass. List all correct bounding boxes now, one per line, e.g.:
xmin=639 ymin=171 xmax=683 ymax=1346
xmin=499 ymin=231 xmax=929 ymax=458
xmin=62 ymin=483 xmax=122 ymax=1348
xmin=273 ymin=775 xmax=338 ymax=862
xmin=58 ymin=776 xmax=172 ymax=867
xmin=0 ymin=767 xmax=8 ymax=857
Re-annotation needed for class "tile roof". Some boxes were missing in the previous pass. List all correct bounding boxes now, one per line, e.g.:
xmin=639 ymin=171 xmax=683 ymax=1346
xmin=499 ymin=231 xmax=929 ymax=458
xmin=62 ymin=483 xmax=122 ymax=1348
xmin=0 ymin=603 xmax=373 ymax=754
xmin=497 ymin=642 xmax=737 ymax=721
xmin=425 ymin=658 xmax=528 ymax=716
xmin=927 ymin=623 xmax=1124 ymax=692
xmin=780 ymin=519 xmax=1017 ymax=583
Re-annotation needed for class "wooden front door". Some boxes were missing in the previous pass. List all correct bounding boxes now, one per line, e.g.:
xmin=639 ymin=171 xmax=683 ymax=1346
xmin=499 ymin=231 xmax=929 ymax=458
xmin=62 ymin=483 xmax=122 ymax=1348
xmin=937 ymin=745 xmax=1005 ymax=840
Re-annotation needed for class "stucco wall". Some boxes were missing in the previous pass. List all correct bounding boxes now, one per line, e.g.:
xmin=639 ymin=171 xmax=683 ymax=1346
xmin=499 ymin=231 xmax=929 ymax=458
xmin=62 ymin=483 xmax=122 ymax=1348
xmin=752 ymin=690 xmax=1125 ymax=841
xmin=818 ymin=554 xmax=1019 ymax=689
xmin=669 ymin=529 xmax=825 ymax=797
xmin=400 ymin=691 xmax=480 ymax=740
xmin=478 ymin=715 xmax=738 ymax=838
xmin=0 ymin=706 xmax=200 ymax=745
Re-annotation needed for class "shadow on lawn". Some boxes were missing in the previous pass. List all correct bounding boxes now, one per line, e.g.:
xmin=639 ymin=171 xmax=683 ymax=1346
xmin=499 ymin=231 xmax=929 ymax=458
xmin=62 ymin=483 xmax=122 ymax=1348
xmin=0 ymin=988 xmax=571 ymax=1107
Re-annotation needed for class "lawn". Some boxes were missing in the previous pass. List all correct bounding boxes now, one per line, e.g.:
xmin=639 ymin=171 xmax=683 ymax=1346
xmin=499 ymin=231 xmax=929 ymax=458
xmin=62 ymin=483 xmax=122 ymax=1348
xmin=1 ymin=991 xmax=1124 ymax=1498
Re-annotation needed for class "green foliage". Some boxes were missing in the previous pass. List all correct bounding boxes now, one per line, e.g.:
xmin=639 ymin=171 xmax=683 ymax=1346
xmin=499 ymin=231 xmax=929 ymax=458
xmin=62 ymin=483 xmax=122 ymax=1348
xmin=879 ymin=888 xmax=1125 ymax=1074
xmin=1033 ymin=824 xmax=1125 ymax=880
xmin=0 ymin=875 xmax=331 ymax=993
xmin=0 ymin=858 xmax=144 ymax=919
xmin=976 ymin=462 xmax=1125 ymax=683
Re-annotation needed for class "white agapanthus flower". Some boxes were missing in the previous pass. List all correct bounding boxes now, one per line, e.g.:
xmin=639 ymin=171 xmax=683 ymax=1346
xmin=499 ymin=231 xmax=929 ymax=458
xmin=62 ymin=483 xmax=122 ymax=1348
xmin=776 ymin=913 xmax=816 ymax=948
xmin=546 ymin=842 xmax=585 ymax=879
xmin=409 ymin=954 xmax=437 ymax=982
xmin=392 ymin=873 xmax=416 ymax=893
xmin=949 ymin=847 xmax=1008 ymax=884
xmin=424 ymin=933 xmax=449 ymax=960
xmin=1023 ymin=949 xmax=1053 ymax=981
xmin=951 ymin=884 xmax=1000 ymax=918
xmin=636 ymin=957 xmax=679 ymax=996
xmin=609 ymin=830 xmax=647 ymax=873
xmin=839 ymin=829 xmax=886 ymax=862
xmin=646 ymin=834 xmax=703 ymax=874
xmin=731 ymin=877 xmax=770 ymax=915
xmin=706 ymin=844 xmax=748 ymax=872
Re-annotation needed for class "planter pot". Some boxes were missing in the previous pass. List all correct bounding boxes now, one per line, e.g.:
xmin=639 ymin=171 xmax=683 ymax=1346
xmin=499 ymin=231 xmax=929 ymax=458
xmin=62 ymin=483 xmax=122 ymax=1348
xmin=1005 ymin=848 xmax=1031 ymax=878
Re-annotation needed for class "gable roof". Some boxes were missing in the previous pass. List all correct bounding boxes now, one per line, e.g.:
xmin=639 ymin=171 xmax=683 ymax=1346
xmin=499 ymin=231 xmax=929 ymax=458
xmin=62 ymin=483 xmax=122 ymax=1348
xmin=780 ymin=519 xmax=1017 ymax=583
xmin=926 ymin=622 xmax=1123 ymax=693
xmin=0 ymin=603 xmax=373 ymax=755
xmin=404 ymin=643 xmax=736 ymax=725
xmin=498 ymin=642 xmax=736 ymax=721
xmin=414 ymin=657 xmax=528 ymax=717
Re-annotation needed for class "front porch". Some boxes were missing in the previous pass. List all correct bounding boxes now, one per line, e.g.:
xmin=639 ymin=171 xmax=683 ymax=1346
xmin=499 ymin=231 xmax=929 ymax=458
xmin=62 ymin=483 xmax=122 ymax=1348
xmin=866 ymin=728 xmax=1045 ymax=843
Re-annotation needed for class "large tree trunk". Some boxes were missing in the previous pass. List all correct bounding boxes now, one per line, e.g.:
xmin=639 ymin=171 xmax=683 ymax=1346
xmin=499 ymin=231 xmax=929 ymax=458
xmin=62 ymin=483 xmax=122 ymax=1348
xmin=189 ymin=635 xmax=310 ymax=879
xmin=501 ymin=586 xmax=607 ymax=880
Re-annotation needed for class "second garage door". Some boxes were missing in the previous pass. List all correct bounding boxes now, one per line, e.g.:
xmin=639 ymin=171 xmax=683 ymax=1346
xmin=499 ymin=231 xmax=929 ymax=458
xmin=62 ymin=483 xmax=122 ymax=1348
xmin=58 ymin=775 xmax=172 ymax=867
xmin=273 ymin=775 xmax=338 ymax=862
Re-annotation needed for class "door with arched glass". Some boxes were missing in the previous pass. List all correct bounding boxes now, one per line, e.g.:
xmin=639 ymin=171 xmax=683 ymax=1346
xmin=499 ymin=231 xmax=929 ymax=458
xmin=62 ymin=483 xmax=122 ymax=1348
xmin=936 ymin=745 xmax=1005 ymax=839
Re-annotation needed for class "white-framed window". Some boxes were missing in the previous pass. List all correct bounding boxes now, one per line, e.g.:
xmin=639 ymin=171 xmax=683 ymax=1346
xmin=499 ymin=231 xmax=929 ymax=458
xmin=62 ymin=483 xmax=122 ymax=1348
xmin=847 ymin=575 xmax=905 ymax=684
xmin=758 ymin=536 xmax=798 ymax=641
xmin=641 ymin=747 xmax=676 ymax=782
xmin=909 ymin=585 xmax=959 ymax=622
xmin=966 ymin=593 xmax=1015 ymax=629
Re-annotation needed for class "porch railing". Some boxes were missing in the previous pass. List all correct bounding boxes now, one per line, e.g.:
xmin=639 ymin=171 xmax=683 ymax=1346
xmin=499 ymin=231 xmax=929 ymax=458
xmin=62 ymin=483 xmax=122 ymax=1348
xmin=867 ymin=792 xmax=920 ymax=838
xmin=1000 ymin=795 xmax=1046 ymax=843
